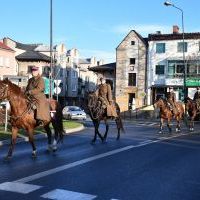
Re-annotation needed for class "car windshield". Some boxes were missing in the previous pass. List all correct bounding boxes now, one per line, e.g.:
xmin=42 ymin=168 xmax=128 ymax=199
xmin=69 ymin=107 xmax=82 ymax=111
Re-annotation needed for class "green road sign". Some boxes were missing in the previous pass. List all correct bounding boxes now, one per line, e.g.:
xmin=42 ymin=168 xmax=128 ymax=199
xmin=43 ymin=77 xmax=54 ymax=95
xmin=186 ymin=78 xmax=200 ymax=87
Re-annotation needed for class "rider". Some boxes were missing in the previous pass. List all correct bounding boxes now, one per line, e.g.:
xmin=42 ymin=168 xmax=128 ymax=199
xmin=193 ymin=87 xmax=200 ymax=110
xmin=96 ymin=77 xmax=117 ymax=118
xmin=166 ymin=86 xmax=178 ymax=115
xmin=25 ymin=66 xmax=50 ymax=126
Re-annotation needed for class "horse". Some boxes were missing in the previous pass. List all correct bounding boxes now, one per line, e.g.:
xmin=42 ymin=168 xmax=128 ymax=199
xmin=154 ymin=97 xmax=184 ymax=134
xmin=0 ymin=79 xmax=64 ymax=159
xmin=185 ymin=97 xmax=199 ymax=131
xmin=87 ymin=91 xmax=124 ymax=143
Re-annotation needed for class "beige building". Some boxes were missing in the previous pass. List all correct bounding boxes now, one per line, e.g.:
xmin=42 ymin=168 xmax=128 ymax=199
xmin=116 ymin=30 xmax=147 ymax=112
xmin=0 ymin=41 xmax=16 ymax=80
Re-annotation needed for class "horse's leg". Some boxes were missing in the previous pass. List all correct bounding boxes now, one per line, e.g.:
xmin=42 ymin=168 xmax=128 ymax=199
xmin=6 ymin=127 xmax=18 ymax=159
xmin=44 ymin=124 xmax=53 ymax=151
xmin=159 ymin=118 xmax=164 ymax=134
xmin=190 ymin=114 xmax=195 ymax=132
xmin=27 ymin=128 xmax=37 ymax=158
xmin=51 ymin=121 xmax=59 ymax=152
xmin=175 ymin=116 xmax=181 ymax=133
xmin=103 ymin=119 xmax=109 ymax=142
xmin=91 ymin=120 xmax=103 ymax=144
xmin=167 ymin=118 xmax=172 ymax=133
xmin=115 ymin=117 xmax=121 ymax=140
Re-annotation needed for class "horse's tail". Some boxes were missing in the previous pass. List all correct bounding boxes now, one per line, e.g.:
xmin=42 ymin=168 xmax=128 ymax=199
xmin=115 ymin=102 xmax=125 ymax=133
xmin=52 ymin=101 xmax=64 ymax=143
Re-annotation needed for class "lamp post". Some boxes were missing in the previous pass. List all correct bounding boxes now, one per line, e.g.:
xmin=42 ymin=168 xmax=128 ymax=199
xmin=164 ymin=1 xmax=187 ymax=101
xmin=49 ymin=0 xmax=53 ymax=99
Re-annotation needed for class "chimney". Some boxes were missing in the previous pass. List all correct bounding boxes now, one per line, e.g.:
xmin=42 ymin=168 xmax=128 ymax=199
xmin=173 ymin=25 xmax=179 ymax=34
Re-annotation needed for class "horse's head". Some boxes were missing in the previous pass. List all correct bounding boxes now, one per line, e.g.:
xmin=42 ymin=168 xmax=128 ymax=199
xmin=0 ymin=79 xmax=10 ymax=100
xmin=87 ymin=90 xmax=98 ymax=108
xmin=153 ymin=97 xmax=165 ymax=109
xmin=0 ymin=79 xmax=23 ymax=101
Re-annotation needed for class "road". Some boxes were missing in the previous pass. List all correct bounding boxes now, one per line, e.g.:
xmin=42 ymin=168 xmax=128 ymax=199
xmin=0 ymin=120 xmax=200 ymax=200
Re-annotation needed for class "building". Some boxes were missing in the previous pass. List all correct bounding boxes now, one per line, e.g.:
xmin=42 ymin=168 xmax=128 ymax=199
xmin=0 ymin=41 xmax=16 ymax=80
xmin=116 ymin=30 xmax=148 ymax=112
xmin=147 ymin=25 xmax=200 ymax=104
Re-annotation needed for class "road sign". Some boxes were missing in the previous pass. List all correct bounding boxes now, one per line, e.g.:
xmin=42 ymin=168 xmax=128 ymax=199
xmin=54 ymin=87 xmax=61 ymax=94
xmin=54 ymin=79 xmax=61 ymax=86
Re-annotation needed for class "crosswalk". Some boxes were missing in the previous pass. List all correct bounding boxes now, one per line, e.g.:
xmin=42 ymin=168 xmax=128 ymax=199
xmin=0 ymin=181 xmax=120 ymax=200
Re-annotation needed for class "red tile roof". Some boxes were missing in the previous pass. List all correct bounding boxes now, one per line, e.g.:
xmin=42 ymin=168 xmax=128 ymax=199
xmin=0 ymin=42 xmax=15 ymax=51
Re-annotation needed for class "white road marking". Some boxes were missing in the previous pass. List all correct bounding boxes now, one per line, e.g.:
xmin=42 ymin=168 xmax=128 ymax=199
xmin=0 ymin=182 xmax=42 ymax=194
xmin=41 ymin=189 xmax=96 ymax=200
xmin=13 ymin=132 xmax=189 ymax=184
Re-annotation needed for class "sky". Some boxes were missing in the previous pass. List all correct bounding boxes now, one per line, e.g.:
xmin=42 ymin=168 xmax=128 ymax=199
xmin=1 ymin=0 xmax=200 ymax=63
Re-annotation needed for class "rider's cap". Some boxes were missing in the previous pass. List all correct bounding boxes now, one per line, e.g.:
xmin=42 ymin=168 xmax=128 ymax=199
xmin=31 ymin=66 xmax=39 ymax=71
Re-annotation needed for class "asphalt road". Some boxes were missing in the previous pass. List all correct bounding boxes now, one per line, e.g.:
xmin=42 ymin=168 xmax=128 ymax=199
xmin=0 ymin=120 xmax=200 ymax=200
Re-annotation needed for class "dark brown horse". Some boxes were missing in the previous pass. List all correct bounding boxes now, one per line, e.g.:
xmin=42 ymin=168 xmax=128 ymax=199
xmin=185 ymin=97 xmax=199 ymax=131
xmin=154 ymin=98 xmax=184 ymax=134
xmin=0 ymin=79 xmax=64 ymax=159
xmin=87 ymin=91 xmax=124 ymax=143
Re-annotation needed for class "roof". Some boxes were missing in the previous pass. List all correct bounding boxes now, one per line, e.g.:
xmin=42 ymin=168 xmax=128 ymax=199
xmin=16 ymin=51 xmax=51 ymax=62
xmin=116 ymin=30 xmax=148 ymax=49
xmin=16 ymin=42 xmax=40 ymax=51
xmin=148 ymin=32 xmax=200 ymax=41
xmin=89 ymin=62 xmax=116 ymax=72
xmin=0 ymin=42 xmax=15 ymax=52
xmin=79 ymin=58 xmax=91 ymax=64
xmin=34 ymin=44 xmax=50 ymax=52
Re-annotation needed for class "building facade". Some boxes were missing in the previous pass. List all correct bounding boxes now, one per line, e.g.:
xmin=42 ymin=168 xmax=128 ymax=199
xmin=147 ymin=26 xmax=200 ymax=104
xmin=116 ymin=30 xmax=147 ymax=112
xmin=0 ymin=41 xmax=16 ymax=80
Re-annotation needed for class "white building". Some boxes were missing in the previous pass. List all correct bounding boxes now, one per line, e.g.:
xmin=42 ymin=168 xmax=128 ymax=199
xmin=147 ymin=26 xmax=200 ymax=104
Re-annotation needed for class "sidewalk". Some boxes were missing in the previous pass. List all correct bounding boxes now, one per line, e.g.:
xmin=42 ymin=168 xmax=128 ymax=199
xmin=0 ymin=124 xmax=85 ymax=146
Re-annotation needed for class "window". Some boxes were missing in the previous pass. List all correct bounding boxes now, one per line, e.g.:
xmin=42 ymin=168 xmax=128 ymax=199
xmin=168 ymin=61 xmax=185 ymax=77
xmin=155 ymin=65 xmax=165 ymax=75
xmin=72 ymin=84 xmax=77 ymax=91
xmin=128 ymin=73 xmax=136 ymax=86
xmin=156 ymin=43 xmax=165 ymax=53
xmin=60 ymin=68 xmax=63 ymax=77
xmin=130 ymin=58 xmax=135 ymax=65
xmin=72 ymin=71 xmax=77 ymax=78
xmin=177 ymin=42 xmax=187 ymax=52
xmin=131 ymin=41 xmax=135 ymax=45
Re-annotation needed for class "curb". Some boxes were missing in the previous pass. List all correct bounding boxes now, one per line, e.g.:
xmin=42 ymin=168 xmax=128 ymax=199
xmin=0 ymin=125 xmax=85 ymax=146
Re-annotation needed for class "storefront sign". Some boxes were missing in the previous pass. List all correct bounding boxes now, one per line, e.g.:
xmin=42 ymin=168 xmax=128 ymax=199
xmin=165 ymin=78 xmax=183 ymax=86
xmin=186 ymin=78 xmax=200 ymax=86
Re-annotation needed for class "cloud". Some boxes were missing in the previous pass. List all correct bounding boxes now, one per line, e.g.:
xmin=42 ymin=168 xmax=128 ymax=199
xmin=112 ymin=24 xmax=172 ymax=36
xmin=79 ymin=49 xmax=115 ymax=63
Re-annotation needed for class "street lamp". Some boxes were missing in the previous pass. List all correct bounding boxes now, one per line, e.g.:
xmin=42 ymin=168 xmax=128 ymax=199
xmin=49 ymin=0 xmax=53 ymax=99
xmin=164 ymin=1 xmax=187 ymax=101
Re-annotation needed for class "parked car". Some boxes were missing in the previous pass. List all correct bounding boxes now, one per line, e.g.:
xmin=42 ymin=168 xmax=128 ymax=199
xmin=62 ymin=106 xmax=87 ymax=120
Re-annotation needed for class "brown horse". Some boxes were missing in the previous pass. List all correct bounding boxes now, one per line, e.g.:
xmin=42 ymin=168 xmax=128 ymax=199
xmin=87 ymin=91 xmax=124 ymax=143
xmin=185 ymin=97 xmax=199 ymax=131
xmin=154 ymin=98 xmax=184 ymax=134
xmin=0 ymin=79 xmax=64 ymax=159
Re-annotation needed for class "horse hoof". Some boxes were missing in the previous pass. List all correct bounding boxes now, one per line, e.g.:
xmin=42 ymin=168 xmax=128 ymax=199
xmin=4 ymin=155 xmax=12 ymax=161
xmin=116 ymin=137 xmax=120 ymax=141
xmin=90 ymin=140 xmax=96 ymax=145
xmin=32 ymin=151 xmax=37 ymax=158
xmin=52 ymin=147 xmax=57 ymax=152
xmin=158 ymin=131 xmax=162 ymax=134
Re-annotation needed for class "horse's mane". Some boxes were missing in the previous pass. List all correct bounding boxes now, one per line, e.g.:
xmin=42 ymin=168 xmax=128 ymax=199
xmin=159 ymin=97 xmax=168 ymax=107
xmin=2 ymin=79 xmax=24 ymax=97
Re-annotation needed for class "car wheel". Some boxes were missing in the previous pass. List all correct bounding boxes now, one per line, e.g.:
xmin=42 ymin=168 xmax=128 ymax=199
xmin=67 ymin=114 xmax=71 ymax=120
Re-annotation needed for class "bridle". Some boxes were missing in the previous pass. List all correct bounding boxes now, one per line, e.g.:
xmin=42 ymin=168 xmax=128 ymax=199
xmin=0 ymin=82 xmax=32 ymax=121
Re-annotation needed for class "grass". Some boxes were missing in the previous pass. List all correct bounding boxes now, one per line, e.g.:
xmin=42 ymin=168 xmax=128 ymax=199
xmin=0 ymin=120 xmax=82 ymax=140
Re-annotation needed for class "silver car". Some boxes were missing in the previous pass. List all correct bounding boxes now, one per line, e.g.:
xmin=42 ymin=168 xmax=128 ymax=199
xmin=62 ymin=106 xmax=87 ymax=120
